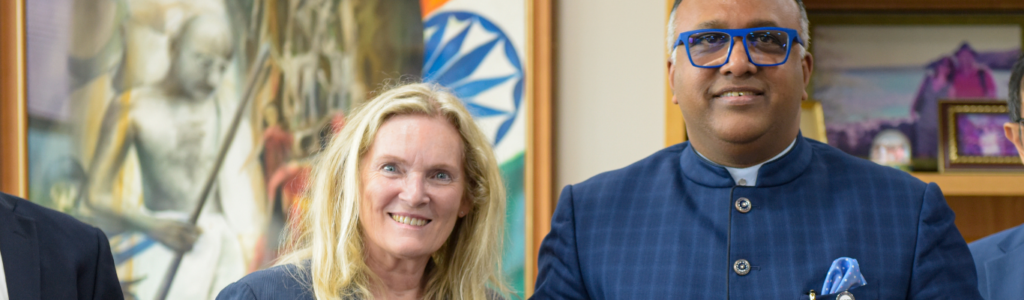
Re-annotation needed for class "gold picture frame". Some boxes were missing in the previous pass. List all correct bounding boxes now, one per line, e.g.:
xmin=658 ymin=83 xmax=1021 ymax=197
xmin=0 ymin=0 xmax=27 ymax=197
xmin=938 ymin=100 xmax=1024 ymax=172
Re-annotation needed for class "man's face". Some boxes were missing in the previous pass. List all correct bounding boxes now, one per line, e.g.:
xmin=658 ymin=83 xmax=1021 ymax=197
xmin=669 ymin=0 xmax=812 ymax=146
xmin=1004 ymin=83 xmax=1024 ymax=162
xmin=174 ymin=38 xmax=229 ymax=101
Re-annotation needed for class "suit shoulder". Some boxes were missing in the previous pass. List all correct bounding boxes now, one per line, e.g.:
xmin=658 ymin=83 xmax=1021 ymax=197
xmin=221 ymin=264 xmax=314 ymax=300
xmin=806 ymin=139 xmax=927 ymax=188
xmin=971 ymin=223 xmax=1024 ymax=255
xmin=1 ymin=193 xmax=102 ymax=238
xmin=575 ymin=143 xmax=686 ymax=188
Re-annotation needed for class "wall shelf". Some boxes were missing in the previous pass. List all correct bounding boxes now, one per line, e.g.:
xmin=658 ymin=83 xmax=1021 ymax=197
xmin=911 ymin=173 xmax=1024 ymax=196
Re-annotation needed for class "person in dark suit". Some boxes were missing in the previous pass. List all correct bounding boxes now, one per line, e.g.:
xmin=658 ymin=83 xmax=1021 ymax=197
xmin=969 ymin=54 xmax=1024 ymax=300
xmin=216 ymin=83 xmax=511 ymax=300
xmin=532 ymin=0 xmax=982 ymax=299
xmin=0 ymin=192 xmax=123 ymax=300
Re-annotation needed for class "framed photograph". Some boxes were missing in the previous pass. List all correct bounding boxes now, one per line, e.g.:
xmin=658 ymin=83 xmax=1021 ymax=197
xmin=938 ymin=100 xmax=1023 ymax=172
xmin=808 ymin=14 xmax=1024 ymax=171
xmin=2 ymin=0 xmax=552 ymax=298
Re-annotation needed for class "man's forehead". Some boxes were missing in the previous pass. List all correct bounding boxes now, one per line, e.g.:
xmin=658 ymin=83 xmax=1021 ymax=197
xmin=675 ymin=0 xmax=800 ymax=31
xmin=692 ymin=20 xmax=784 ymax=31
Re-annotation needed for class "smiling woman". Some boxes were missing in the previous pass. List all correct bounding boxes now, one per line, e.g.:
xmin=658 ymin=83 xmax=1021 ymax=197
xmin=216 ymin=83 xmax=510 ymax=300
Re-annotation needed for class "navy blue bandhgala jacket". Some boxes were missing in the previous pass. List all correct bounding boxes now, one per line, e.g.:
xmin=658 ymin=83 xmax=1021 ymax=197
xmin=533 ymin=136 xmax=982 ymax=300
xmin=0 ymin=193 xmax=123 ymax=300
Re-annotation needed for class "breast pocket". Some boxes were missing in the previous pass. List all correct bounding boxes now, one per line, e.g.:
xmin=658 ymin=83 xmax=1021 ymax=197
xmin=798 ymin=284 xmax=879 ymax=300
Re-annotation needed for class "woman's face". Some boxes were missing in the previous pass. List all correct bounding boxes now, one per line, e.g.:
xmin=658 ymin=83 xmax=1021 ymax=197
xmin=359 ymin=114 xmax=468 ymax=262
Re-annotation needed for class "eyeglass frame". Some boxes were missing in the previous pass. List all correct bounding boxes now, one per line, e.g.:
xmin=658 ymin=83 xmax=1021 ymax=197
xmin=672 ymin=27 xmax=806 ymax=69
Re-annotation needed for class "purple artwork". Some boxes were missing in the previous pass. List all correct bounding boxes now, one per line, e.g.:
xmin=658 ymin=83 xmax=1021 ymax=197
xmin=812 ymin=25 xmax=1021 ymax=168
xmin=955 ymin=113 xmax=1017 ymax=157
xmin=913 ymin=45 xmax=1014 ymax=158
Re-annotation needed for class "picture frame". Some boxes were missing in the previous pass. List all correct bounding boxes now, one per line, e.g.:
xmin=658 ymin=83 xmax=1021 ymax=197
xmin=0 ymin=0 xmax=27 ymax=197
xmin=938 ymin=100 xmax=1023 ymax=172
xmin=807 ymin=13 xmax=1024 ymax=171
xmin=1 ymin=0 xmax=552 ymax=297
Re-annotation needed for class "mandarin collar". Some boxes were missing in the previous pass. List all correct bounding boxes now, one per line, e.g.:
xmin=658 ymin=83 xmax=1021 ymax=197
xmin=680 ymin=132 xmax=812 ymax=188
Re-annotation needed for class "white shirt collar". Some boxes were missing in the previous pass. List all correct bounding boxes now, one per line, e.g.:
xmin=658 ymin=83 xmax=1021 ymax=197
xmin=0 ymin=241 xmax=7 ymax=300
xmin=694 ymin=138 xmax=797 ymax=187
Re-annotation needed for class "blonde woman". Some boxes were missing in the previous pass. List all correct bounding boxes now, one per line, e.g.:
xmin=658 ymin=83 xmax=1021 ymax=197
xmin=217 ymin=83 xmax=510 ymax=300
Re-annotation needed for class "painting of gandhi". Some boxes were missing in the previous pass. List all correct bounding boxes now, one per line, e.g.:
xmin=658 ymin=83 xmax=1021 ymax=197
xmin=87 ymin=13 xmax=244 ymax=300
xmin=24 ymin=0 xmax=425 ymax=299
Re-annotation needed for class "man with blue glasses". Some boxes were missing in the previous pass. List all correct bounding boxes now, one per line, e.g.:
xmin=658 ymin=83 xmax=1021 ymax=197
xmin=534 ymin=0 xmax=982 ymax=299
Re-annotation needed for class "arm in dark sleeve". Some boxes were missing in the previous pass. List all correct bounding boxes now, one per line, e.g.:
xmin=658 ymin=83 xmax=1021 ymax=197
xmin=532 ymin=185 xmax=589 ymax=300
xmin=216 ymin=281 xmax=259 ymax=300
xmin=907 ymin=183 xmax=983 ymax=299
xmin=90 ymin=228 xmax=124 ymax=300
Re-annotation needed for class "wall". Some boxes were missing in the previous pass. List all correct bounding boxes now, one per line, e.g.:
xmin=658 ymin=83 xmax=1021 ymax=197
xmin=554 ymin=0 xmax=667 ymax=191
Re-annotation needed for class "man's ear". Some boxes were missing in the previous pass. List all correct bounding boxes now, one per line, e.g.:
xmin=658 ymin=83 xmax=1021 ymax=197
xmin=801 ymin=52 xmax=814 ymax=101
xmin=668 ymin=60 xmax=678 ymax=104
xmin=1004 ymin=122 xmax=1024 ymax=162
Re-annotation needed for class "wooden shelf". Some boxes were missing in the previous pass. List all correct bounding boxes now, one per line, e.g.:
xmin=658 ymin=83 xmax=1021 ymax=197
xmin=911 ymin=173 xmax=1024 ymax=196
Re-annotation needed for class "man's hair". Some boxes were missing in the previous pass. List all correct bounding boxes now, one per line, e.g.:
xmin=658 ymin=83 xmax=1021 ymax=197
xmin=1009 ymin=54 xmax=1024 ymax=121
xmin=666 ymin=0 xmax=810 ymax=63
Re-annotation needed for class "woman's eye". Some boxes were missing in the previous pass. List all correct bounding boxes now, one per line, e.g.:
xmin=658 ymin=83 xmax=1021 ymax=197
xmin=382 ymin=164 xmax=397 ymax=173
xmin=435 ymin=172 xmax=452 ymax=181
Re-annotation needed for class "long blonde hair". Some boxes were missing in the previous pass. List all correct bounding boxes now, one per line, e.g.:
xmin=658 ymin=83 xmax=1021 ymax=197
xmin=277 ymin=83 xmax=510 ymax=299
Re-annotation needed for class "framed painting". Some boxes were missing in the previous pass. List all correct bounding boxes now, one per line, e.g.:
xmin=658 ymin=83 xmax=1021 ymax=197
xmin=808 ymin=14 xmax=1024 ymax=171
xmin=1 ymin=0 xmax=552 ymax=298
xmin=938 ymin=100 xmax=1023 ymax=172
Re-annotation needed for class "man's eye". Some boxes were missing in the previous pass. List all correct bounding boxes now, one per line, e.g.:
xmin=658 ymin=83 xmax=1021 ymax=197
xmin=751 ymin=34 xmax=783 ymax=46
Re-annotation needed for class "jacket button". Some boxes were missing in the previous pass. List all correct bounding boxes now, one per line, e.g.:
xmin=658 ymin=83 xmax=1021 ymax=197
xmin=735 ymin=197 xmax=752 ymax=213
xmin=733 ymin=259 xmax=750 ymax=275
xmin=837 ymin=291 xmax=855 ymax=300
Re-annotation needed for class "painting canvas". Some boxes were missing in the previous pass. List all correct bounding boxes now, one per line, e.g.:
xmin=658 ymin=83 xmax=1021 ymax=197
xmin=24 ymin=0 xmax=423 ymax=299
xmin=811 ymin=23 xmax=1021 ymax=170
xmin=955 ymin=113 xmax=1016 ymax=157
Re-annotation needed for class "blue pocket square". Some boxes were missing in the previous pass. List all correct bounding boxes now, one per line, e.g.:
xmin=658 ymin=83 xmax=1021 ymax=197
xmin=821 ymin=257 xmax=867 ymax=295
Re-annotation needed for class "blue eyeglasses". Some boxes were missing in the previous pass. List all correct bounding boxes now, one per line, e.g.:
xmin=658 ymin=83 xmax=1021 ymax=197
xmin=673 ymin=27 xmax=805 ymax=68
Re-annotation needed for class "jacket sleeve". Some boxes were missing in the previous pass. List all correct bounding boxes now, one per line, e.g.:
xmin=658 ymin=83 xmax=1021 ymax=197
xmin=532 ymin=185 xmax=590 ymax=300
xmin=907 ymin=183 xmax=983 ymax=299
xmin=90 ymin=228 xmax=125 ymax=300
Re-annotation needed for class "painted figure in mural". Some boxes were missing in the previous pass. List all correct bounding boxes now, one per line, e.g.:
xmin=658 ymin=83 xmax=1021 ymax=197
xmin=533 ymin=0 xmax=982 ymax=298
xmin=31 ymin=0 xmax=422 ymax=299
xmin=217 ymin=83 xmax=511 ymax=300
xmin=87 ymin=13 xmax=248 ymax=300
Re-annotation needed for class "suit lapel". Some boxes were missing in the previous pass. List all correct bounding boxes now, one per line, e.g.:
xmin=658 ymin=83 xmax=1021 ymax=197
xmin=984 ymin=245 xmax=1024 ymax=300
xmin=0 ymin=195 xmax=41 ymax=300
xmin=983 ymin=226 xmax=1024 ymax=300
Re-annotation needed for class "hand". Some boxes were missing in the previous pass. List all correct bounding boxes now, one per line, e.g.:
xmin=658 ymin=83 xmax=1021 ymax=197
xmin=145 ymin=218 xmax=202 ymax=253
